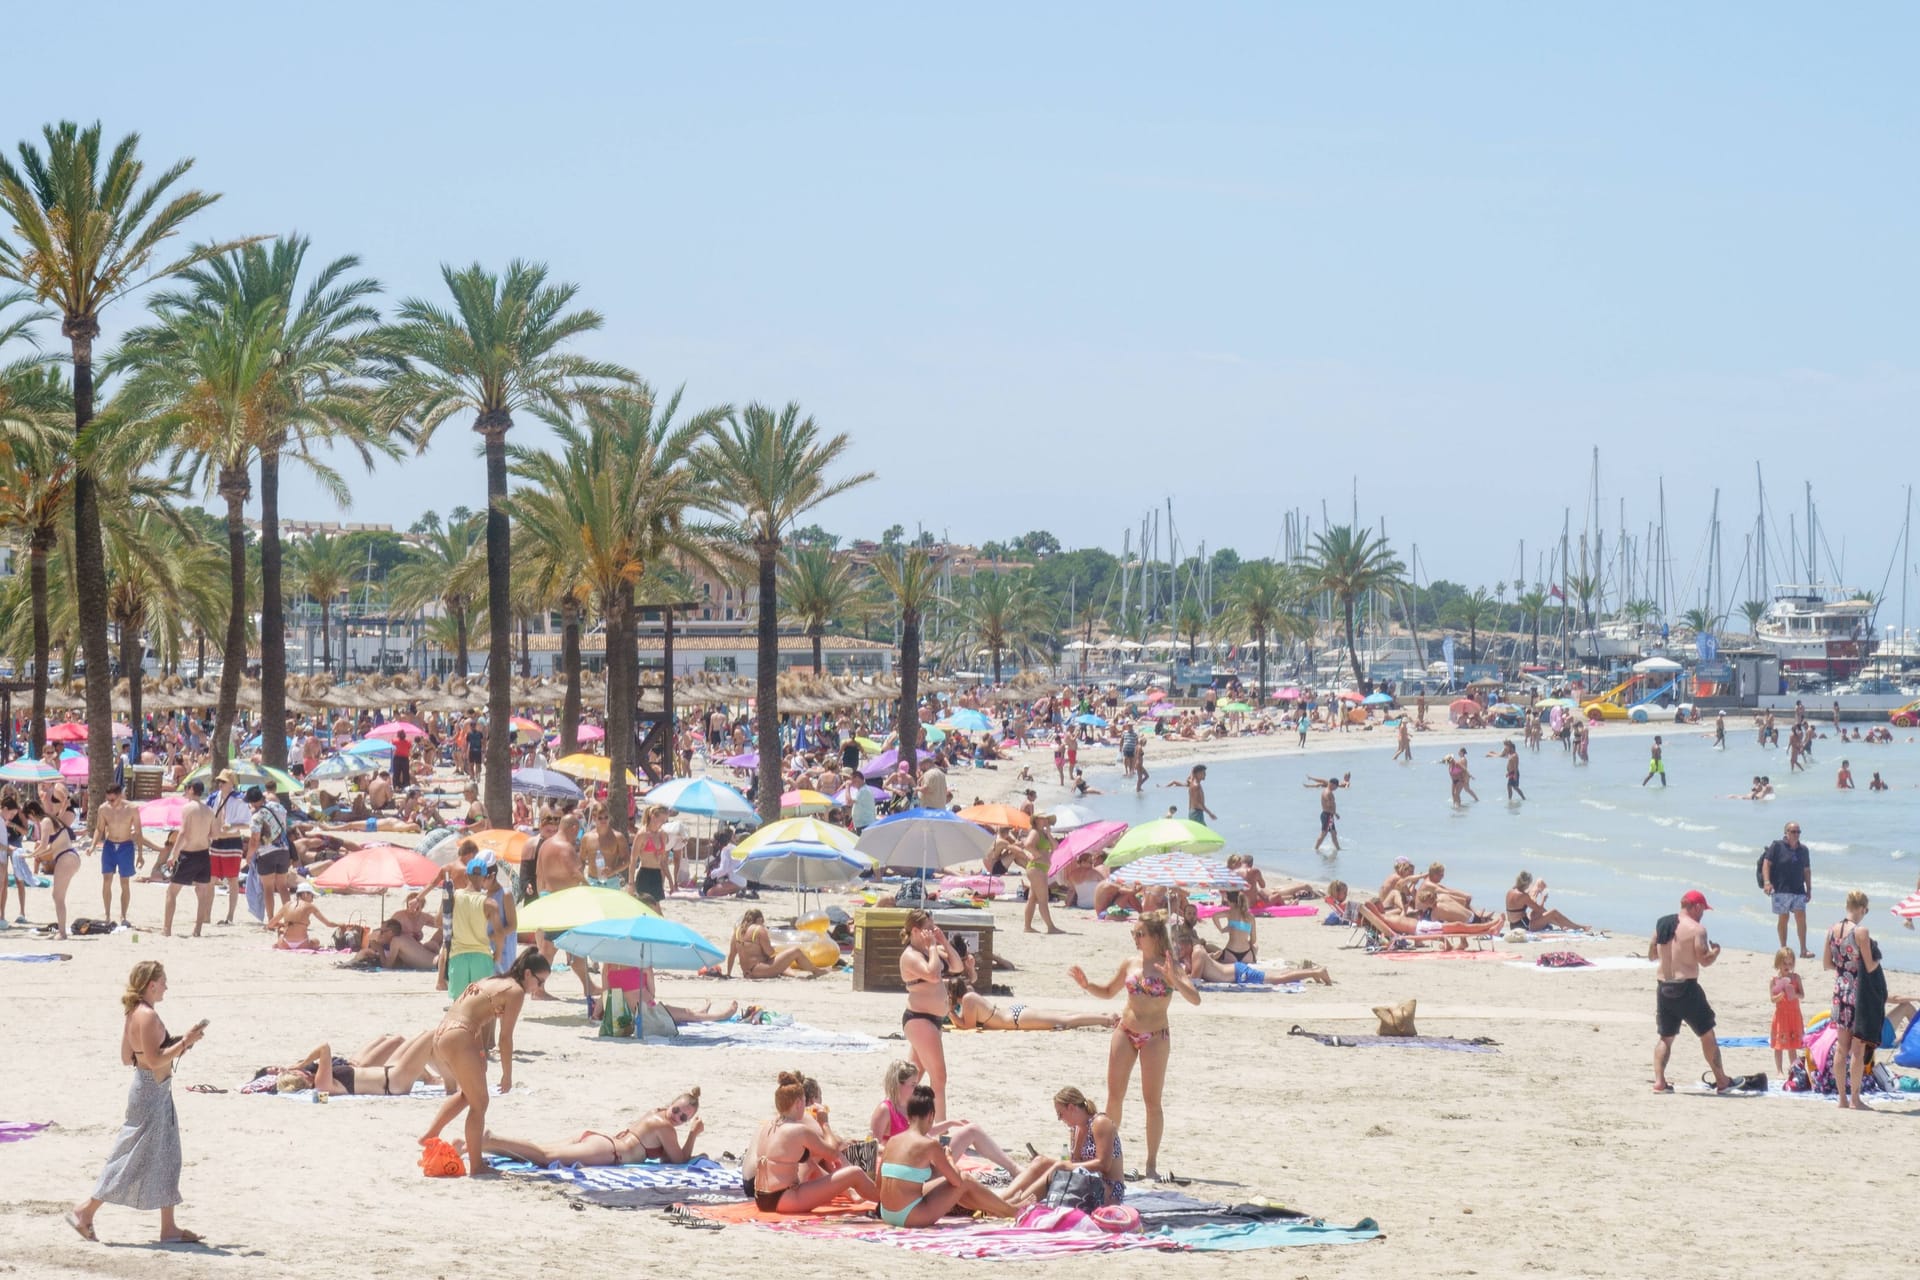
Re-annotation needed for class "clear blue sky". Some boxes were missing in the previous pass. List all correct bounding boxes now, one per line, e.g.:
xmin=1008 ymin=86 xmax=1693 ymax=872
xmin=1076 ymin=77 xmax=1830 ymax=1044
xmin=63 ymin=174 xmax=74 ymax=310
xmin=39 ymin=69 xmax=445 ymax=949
xmin=9 ymin=3 xmax=1917 ymax=610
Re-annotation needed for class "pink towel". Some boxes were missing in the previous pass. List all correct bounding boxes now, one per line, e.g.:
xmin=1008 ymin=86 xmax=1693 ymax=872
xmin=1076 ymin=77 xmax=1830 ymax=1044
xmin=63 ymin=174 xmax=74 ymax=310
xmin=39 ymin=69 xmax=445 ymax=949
xmin=1194 ymin=903 xmax=1317 ymax=920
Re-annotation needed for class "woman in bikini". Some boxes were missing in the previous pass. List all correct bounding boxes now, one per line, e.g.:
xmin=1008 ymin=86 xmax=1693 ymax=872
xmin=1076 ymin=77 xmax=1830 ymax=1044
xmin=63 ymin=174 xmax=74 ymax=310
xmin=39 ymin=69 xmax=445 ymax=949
xmin=874 ymin=1085 xmax=1018 ymax=1227
xmin=752 ymin=1071 xmax=877 ymax=1213
xmin=867 ymin=1059 xmax=1022 ymax=1176
xmin=470 ymin=1087 xmax=704 ymax=1165
xmin=266 ymin=1029 xmax=443 ymax=1096
xmin=1068 ymin=909 xmax=1199 ymax=1180
xmin=1504 ymin=871 xmax=1589 ymax=933
xmin=1170 ymin=921 xmax=1332 ymax=986
xmin=945 ymin=977 xmax=1118 ymax=1032
xmin=419 ymin=951 xmax=551 ymax=1176
xmin=726 ymin=908 xmax=829 ymax=978
xmin=1003 ymin=1085 xmax=1126 ymax=1208
xmin=27 ymin=799 xmax=80 ymax=940
xmin=1021 ymin=819 xmax=1064 ymax=934
xmin=898 ymin=909 xmax=963 ymax=1122
xmin=1211 ymin=889 xmax=1258 ymax=963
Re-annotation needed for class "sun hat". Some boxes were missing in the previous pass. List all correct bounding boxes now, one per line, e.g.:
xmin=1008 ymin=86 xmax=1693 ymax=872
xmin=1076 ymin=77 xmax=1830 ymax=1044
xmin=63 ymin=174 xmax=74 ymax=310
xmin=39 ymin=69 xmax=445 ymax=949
xmin=294 ymin=883 xmax=316 ymax=896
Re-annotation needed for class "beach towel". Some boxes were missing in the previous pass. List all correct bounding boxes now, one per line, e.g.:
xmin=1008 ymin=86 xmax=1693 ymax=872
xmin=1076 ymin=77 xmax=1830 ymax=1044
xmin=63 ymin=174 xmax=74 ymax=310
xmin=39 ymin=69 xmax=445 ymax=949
xmin=1196 ymin=981 xmax=1304 ymax=994
xmin=0 ymin=1121 xmax=51 ymax=1142
xmin=250 ymin=1080 xmax=518 ymax=1101
xmin=1379 ymin=949 xmax=1519 ymax=962
xmin=1194 ymin=903 xmax=1319 ymax=920
xmin=1504 ymin=955 xmax=1652 ymax=972
xmin=1288 ymin=1025 xmax=1499 ymax=1054
xmin=693 ymin=1193 xmax=876 ymax=1225
xmin=0 ymin=953 xmax=72 ymax=962
xmin=1156 ymin=1218 xmax=1383 ymax=1251
xmin=760 ymin=1204 xmax=1186 ymax=1257
xmin=634 ymin=1021 xmax=883 ymax=1054
xmin=487 ymin=1154 xmax=741 ymax=1193
xmin=1714 ymin=1036 xmax=1771 ymax=1049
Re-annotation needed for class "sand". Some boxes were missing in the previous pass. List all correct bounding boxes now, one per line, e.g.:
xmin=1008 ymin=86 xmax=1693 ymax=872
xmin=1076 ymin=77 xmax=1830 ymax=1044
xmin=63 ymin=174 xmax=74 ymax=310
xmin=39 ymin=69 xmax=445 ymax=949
xmin=6 ymin=724 xmax=1914 ymax=1277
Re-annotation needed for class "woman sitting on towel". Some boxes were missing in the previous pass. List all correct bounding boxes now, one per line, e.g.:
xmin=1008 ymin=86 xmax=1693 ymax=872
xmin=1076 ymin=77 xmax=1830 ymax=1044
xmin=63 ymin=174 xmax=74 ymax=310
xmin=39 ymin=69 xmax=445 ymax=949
xmin=1504 ymin=872 xmax=1589 ymax=933
xmin=468 ymin=1088 xmax=705 ymax=1166
xmin=751 ymin=1071 xmax=877 ymax=1213
xmin=945 ymin=978 xmax=1119 ymax=1032
xmin=874 ymin=1084 xmax=1018 ymax=1227
xmin=868 ymin=1059 xmax=1022 ymax=1177
xmin=1170 ymin=922 xmax=1332 ymax=986
xmin=265 ymin=1030 xmax=442 ymax=1097
xmin=1003 ymin=1086 xmax=1126 ymax=1208
xmin=726 ymin=909 xmax=828 ymax=979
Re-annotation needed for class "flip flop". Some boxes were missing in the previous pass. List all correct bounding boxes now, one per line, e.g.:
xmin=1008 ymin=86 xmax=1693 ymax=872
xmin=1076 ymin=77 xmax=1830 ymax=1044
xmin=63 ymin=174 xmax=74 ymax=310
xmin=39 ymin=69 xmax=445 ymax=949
xmin=1651 ymin=1082 xmax=1675 ymax=1094
xmin=65 ymin=1210 xmax=96 ymax=1242
xmin=161 ymin=1229 xmax=205 ymax=1245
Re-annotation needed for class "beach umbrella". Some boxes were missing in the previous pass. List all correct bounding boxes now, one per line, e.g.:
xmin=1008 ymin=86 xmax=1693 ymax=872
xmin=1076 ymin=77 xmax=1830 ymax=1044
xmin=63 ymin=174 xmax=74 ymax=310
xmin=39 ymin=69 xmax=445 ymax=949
xmin=1070 ymin=713 xmax=1108 ymax=728
xmin=862 ymin=746 xmax=934 ymax=778
xmin=517 ymin=885 xmax=658 ymax=932
xmin=737 ymin=840 xmax=874 ymax=889
xmin=1337 ymin=690 xmax=1365 ymax=703
xmin=735 ymin=817 xmax=858 ymax=857
xmin=856 ymin=808 xmax=995 ymax=873
xmin=956 ymin=802 xmax=1031 ymax=830
xmin=1488 ymin=702 xmax=1521 ymax=714
xmin=1274 ymin=687 xmax=1303 ymax=700
xmin=1361 ymin=692 xmax=1395 ymax=706
xmin=1448 ymin=698 xmax=1478 ymax=717
xmin=854 ymin=737 xmax=886 ymax=754
xmin=342 ymin=737 xmax=394 ymax=756
xmin=1149 ymin=703 xmax=1182 ymax=718
xmin=644 ymin=776 xmax=756 ymax=822
xmin=312 ymin=844 xmax=439 ymax=892
xmin=1891 ymin=894 xmax=1920 ymax=920
xmin=1048 ymin=820 xmax=1128 ymax=879
xmin=1047 ymin=803 xmax=1100 ymax=831
xmin=470 ymin=828 xmax=532 ymax=863
xmin=241 ymin=732 xmax=295 ymax=752
xmin=721 ymin=751 xmax=760 ymax=768
xmin=510 ymin=716 xmax=546 ymax=741
xmin=938 ymin=709 xmax=994 ymax=733
xmin=307 ymin=755 xmax=375 ymax=783
xmin=554 ymin=914 xmax=724 ymax=971
xmin=0 ymin=759 xmax=60 ymax=782
xmin=1536 ymin=697 xmax=1580 ymax=709
xmin=833 ymin=783 xmax=889 ymax=807
xmin=1467 ymin=677 xmax=1502 ymax=689
xmin=1124 ymin=692 xmax=1151 ymax=703
xmin=1632 ymin=657 xmax=1683 ymax=674
xmin=58 ymin=754 xmax=87 ymax=780
xmin=574 ymin=724 xmax=606 ymax=743
xmin=1145 ymin=690 xmax=1167 ymax=703
xmin=1219 ymin=701 xmax=1254 ymax=713
xmin=552 ymin=752 xmax=638 ymax=785
xmin=511 ymin=768 xmax=584 ymax=801
xmin=922 ymin=727 xmax=948 ymax=746
xmin=780 ymin=789 xmax=834 ymax=816
xmin=181 ymin=761 xmax=302 ymax=792
xmin=1104 ymin=818 xmax=1225 ymax=866
xmin=138 ymin=794 xmax=190 ymax=829
xmin=46 ymin=722 xmax=87 ymax=743
xmin=366 ymin=720 xmax=429 ymax=741
xmin=1109 ymin=851 xmax=1246 ymax=891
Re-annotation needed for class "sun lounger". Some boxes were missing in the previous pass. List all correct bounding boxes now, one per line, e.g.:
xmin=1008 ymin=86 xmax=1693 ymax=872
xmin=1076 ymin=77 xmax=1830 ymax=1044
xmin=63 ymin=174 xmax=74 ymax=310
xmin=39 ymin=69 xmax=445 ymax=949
xmin=1357 ymin=903 xmax=1502 ymax=952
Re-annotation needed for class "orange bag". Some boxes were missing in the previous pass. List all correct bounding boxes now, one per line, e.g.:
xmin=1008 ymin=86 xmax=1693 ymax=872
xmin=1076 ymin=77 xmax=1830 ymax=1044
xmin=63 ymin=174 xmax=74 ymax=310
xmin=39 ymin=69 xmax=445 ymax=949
xmin=418 ymin=1137 xmax=465 ymax=1178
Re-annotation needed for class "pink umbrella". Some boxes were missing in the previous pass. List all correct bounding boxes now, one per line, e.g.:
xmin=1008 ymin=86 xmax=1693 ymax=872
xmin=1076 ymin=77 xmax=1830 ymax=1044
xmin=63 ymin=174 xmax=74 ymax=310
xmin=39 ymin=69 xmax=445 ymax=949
xmin=58 ymin=755 xmax=88 ymax=780
xmin=1892 ymin=893 xmax=1920 ymax=920
xmin=312 ymin=843 xmax=440 ymax=891
xmin=1149 ymin=703 xmax=1182 ymax=718
xmin=575 ymin=724 xmax=606 ymax=743
xmin=1273 ymin=687 xmax=1303 ymax=700
xmin=1049 ymin=820 xmax=1128 ymax=880
xmin=139 ymin=794 xmax=190 ymax=829
xmin=46 ymin=722 xmax=87 ymax=743
xmin=367 ymin=721 xmax=428 ymax=741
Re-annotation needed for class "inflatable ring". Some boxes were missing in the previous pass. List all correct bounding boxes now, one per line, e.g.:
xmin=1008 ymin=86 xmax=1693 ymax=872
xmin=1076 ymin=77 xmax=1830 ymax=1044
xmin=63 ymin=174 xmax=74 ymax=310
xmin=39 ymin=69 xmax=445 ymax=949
xmin=1091 ymin=1204 xmax=1140 ymax=1233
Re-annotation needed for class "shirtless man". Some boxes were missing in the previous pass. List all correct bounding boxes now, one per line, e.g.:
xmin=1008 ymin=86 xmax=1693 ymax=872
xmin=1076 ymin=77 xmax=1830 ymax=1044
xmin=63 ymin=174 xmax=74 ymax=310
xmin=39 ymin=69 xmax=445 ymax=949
xmin=1164 ymin=766 xmax=1217 ymax=826
xmin=163 ymin=781 xmax=216 ymax=938
xmin=93 ymin=782 xmax=152 ymax=925
xmin=1641 ymin=735 xmax=1666 ymax=788
xmin=579 ymin=806 xmax=628 ymax=883
xmin=1305 ymin=774 xmax=1342 ymax=853
xmin=534 ymin=813 xmax=599 ymax=1010
xmin=1375 ymin=857 xmax=1417 ymax=911
xmin=365 ymin=770 xmax=394 ymax=811
xmin=1649 ymin=889 xmax=1730 ymax=1093
xmin=355 ymin=918 xmax=440 ymax=970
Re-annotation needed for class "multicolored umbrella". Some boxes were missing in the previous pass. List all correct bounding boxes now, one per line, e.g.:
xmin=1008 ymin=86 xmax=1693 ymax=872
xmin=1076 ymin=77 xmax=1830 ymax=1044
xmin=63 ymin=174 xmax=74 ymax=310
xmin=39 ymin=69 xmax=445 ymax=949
xmin=181 ymin=761 xmax=301 ymax=793
xmin=1892 ymin=893 xmax=1920 ymax=920
xmin=735 ymin=817 xmax=857 ymax=857
xmin=737 ymin=840 xmax=873 ymax=888
xmin=1108 ymin=852 xmax=1246 ymax=891
xmin=517 ymin=885 xmax=658 ymax=932
xmin=0 ymin=759 xmax=64 ymax=782
xmin=1104 ymin=818 xmax=1225 ymax=866
xmin=780 ymin=789 xmax=834 ymax=815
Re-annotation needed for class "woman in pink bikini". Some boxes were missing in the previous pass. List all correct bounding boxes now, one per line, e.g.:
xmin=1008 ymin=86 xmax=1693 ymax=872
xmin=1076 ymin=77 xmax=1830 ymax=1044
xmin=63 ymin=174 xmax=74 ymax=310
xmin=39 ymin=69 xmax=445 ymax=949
xmin=1067 ymin=909 xmax=1199 ymax=1180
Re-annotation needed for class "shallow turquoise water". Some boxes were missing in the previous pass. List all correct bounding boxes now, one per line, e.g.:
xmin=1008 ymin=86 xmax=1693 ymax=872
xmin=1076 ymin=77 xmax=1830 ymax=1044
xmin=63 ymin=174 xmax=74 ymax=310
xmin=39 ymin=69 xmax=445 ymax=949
xmin=1070 ymin=728 xmax=1920 ymax=966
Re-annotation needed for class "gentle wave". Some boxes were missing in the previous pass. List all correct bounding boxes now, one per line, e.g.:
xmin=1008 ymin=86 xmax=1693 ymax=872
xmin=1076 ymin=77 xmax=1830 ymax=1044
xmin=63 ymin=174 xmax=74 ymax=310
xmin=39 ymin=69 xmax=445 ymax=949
xmin=1544 ymin=830 xmax=1609 ymax=845
xmin=1805 ymin=841 xmax=1850 ymax=854
xmin=1675 ymin=821 xmax=1717 ymax=832
xmin=1578 ymin=798 xmax=1619 ymax=811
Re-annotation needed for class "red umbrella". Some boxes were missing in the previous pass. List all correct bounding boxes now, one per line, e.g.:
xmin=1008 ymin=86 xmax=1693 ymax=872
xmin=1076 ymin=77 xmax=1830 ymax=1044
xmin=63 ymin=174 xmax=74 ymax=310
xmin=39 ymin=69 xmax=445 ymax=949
xmin=1049 ymin=820 xmax=1128 ymax=879
xmin=1449 ymin=698 xmax=1478 ymax=716
xmin=366 ymin=721 xmax=428 ymax=741
xmin=1338 ymin=690 xmax=1364 ymax=702
xmin=1892 ymin=893 xmax=1920 ymax=920
xmin=312 ymin=843 xmax=440 ymax=891
xmin=46 ymin=722 xmax=87 ymax=743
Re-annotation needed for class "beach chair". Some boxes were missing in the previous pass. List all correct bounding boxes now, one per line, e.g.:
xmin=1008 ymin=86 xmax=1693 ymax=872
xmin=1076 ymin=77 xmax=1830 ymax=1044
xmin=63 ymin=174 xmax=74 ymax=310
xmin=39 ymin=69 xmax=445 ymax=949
xmin=1357 ymin=903 xmax=1503 ymax=953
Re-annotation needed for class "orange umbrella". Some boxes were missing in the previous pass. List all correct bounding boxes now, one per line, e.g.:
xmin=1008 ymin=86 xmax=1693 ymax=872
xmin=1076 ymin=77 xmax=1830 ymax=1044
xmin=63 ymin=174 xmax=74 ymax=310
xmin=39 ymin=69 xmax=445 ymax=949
xmin=312 ymin=843 xmax=440 ymax=891
xmin=469 ymin=828 xmax=534 ymax=863
xmin=956 ymin=803 xmax=1031 ymax=830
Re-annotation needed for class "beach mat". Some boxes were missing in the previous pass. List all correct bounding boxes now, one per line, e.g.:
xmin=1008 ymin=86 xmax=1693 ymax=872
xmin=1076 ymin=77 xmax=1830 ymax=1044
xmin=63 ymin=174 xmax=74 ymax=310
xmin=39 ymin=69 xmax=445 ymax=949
xmin=1505 ymin=956 xmax=1653 ymax=972
xmin=756 ymin=1204 xmax=1185 ymax=1256
xmin=253 ymin=1081 xmax=517 ymax=1102
xmin=1197 ymin=982 xmax=1304 ymax=994
xmin=1158 ymin=1217 xmax=1383 ymax=1251
xmin=634 ymin=1022 xmax=883 ymax=1053
xmin=693 ymin=1193 xmax=875 ymax=1224
xmin=1288 ymin=1026 xmax=1499 ymax=1054
xmin=0 ymin=1121 xmax=51 ymax=1143
xmin=488 ymin=1154 xmax=742 ymax=1192
xmin=1714 ymin=1036 xmax=1771 ymax=1048
xmin=1377 ymin=949 xmax=1518 ymax=962
xmin=0 ymin=953 xmax=72 ymax=962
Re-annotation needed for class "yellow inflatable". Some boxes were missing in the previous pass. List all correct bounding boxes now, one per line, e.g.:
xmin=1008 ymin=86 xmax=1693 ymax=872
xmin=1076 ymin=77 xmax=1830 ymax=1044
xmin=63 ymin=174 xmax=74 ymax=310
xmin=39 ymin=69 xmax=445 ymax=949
xmin=795 ymin=911 xmax=832 ymax=935
xmin=769 ymin=926 xmax=839 ymax=969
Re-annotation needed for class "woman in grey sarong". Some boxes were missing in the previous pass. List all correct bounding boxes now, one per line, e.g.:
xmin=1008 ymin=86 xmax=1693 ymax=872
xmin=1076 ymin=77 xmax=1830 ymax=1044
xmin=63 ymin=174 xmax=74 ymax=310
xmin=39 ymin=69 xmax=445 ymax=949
xmin=68 ymin=961 xmax=205 ymax=1245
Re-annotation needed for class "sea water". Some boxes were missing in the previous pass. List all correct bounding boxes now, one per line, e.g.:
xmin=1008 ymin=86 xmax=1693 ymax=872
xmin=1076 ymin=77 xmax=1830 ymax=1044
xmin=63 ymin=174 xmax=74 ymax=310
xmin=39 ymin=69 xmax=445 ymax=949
xmin=1072 ymin=729 xmax=1920 ymax=965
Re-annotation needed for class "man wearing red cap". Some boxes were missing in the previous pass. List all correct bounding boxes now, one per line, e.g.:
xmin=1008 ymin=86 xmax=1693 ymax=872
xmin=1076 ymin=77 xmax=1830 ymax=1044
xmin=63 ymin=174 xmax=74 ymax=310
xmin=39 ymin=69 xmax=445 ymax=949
xmin=1649 ymin=889 xmax=1732 ymax=1092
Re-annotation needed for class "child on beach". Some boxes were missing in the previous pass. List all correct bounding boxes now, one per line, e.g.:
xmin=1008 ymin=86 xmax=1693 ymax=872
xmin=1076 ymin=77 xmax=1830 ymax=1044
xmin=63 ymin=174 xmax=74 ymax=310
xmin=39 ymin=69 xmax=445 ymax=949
xmin=1769 ymin=948 xmax=1805 ymax=1073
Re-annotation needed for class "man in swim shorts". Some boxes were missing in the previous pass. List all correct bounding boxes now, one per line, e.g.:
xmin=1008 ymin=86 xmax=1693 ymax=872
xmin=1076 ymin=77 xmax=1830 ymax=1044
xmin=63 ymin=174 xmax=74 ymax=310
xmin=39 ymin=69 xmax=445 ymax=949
xmin=1641 ymin=736 xmax=1666 ymax=788
xmin=1649 ymin=889 xmax=1730 ymax=1093
xmin=207 ymin=769 xmax=252 ymax=924
xmin=93 ymin=781 xmax=146 ymax=926
xmin=164 ymin=781 xmax=216 ymax=938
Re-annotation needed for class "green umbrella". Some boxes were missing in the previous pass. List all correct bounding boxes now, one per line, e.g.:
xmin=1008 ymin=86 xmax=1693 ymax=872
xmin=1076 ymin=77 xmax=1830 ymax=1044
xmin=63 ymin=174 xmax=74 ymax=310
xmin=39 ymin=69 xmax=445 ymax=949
xmin=1218 ymin=701 xmax=1254 ymax=713
xmin=183 ymin=761 xmax=301 ymax=793
xmin=1103 ymin=818 xmax=1226 ymax=866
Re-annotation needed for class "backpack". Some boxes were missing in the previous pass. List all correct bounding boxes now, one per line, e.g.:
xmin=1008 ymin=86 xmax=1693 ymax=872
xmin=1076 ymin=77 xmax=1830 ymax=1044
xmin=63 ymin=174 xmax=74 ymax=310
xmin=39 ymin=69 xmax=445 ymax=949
xmin=1755 ymin=845 xmax=1771 ymax=892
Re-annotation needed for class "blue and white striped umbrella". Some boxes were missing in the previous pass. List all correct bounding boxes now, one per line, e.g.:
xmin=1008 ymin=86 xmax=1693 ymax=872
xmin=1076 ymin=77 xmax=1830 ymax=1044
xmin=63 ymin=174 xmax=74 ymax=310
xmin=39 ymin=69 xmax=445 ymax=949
xmin=737 ymin=840 xmax=874 ymax=889
xmin=643 ymin=776 xmax=757 ymax=822
xmin=0 ymin=759 xmax=61 ymax=782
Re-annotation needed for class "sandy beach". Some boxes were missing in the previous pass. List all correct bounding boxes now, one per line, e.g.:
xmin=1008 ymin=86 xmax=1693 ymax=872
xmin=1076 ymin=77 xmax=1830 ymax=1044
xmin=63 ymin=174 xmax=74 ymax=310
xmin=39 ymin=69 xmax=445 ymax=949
xmin=7 ymin=724 xmax=1914 ymax=1278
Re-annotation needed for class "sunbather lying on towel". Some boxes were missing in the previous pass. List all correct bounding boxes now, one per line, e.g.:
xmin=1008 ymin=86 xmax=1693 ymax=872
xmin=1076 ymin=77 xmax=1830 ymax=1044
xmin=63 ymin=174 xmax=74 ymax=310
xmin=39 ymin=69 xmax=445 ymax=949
xmin=1171 ymin=923 xmax=1331 ymax=986
xmin=465 ymin=1087 xmax=704 ymax=1166
xmin=260 ymin=1030 xmax=442 ymax=1096
xmin=945 ymin=979 xmax=1119 ymax=1032
xmin=350 ymin=918 xmax=441 ymax=970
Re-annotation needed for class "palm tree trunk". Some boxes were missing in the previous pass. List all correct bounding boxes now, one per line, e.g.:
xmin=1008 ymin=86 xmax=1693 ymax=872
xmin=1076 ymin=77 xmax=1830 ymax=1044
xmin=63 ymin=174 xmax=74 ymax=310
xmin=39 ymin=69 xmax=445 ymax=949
xmin=482 ymin=426 xmax=513 ymax=826
xmin=605 ymin=585 xmax=632 ymax=825
xmin=70 ymin=330 xmax=113 ymax=813
xmin=1343 ymin=598 xmax=1365 ymax=690
xmin=897 ymin=608 xmax=921 ymax=801
xmin=753 ymin=540 xmax=780 ymax=823
xmin=454 ymin=605 xmax=469 ymax=677
xmin=28 ymin=533 xmax=50 ymax=758
xmin=118 ymin=621 xmax=143 ymax=763
xmin=213 ymin=481 xmax=250 ymax=774
xmin=1255 ymin=624 xmax=1268 ymax=704
xmin=558 ymin=597 xmax=581 ymax=757
xmin=992 ymin=644 xmax=1003 ymax=685
xmin=811 ymin=627 xmax=823 ymax=674
xmin=661 ymin=605 xmax=677 ymax=762
xmin=320 ymin=602 xmax=332 ymax=676
xmin=519 ymin=615 xmax=531 ymax=678
xmin=258 ymin=443 xmax=288 ymax=770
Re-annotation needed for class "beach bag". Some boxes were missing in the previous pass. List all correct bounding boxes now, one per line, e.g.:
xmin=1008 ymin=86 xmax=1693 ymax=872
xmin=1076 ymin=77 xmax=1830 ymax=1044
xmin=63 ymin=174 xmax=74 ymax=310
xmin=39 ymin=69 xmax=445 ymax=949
xmin=1755 ymin=847 xmax=1770 ymax=892
xmin=1044 ymin=1166 xmax=1108 ymax=1212
xmin=1895 ymin=1010 xmax=1920 ymax=1068
xmin=418 ymin=1137 xmax=465 ymax=1177
xmin=69 ymin=918 xmax=115 ymax=936
xmin=635 ymin=997 xmax=678 ymax=1042
xmin=332 ymin=925 xmax=365 ymax=953
xmin=599 ymin=987 xmax=636 ymax=1038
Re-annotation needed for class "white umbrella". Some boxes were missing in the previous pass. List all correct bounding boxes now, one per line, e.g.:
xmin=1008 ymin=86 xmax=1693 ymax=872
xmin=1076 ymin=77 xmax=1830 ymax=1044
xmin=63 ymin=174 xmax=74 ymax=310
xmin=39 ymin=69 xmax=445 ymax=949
xmin=855 ymin=808 xmax=993 ymax=874
xmin=1632 ymin=657 xmax=1683 ymax=673
xmin=1047 ymin=803 xmax=1101 ymax=831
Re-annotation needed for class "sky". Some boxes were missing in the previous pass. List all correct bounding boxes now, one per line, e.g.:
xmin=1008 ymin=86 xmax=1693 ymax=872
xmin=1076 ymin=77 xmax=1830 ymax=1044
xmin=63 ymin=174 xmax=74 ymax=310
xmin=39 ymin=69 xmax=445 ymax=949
xmin=6 ymin=3 xmax=1918 ymax=618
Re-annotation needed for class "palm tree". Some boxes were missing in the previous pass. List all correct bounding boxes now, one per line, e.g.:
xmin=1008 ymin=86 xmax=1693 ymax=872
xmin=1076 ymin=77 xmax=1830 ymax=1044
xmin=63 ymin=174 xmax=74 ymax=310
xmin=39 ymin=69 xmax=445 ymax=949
xmin=1220 ymin=561 xmax=1308 ymax=703
xmin=1623 ymin=598 xmax=1657 ymax=626
xmin=0 ymin=421 xmax=76 ymax=755
xmin=288 ymin=532 xmax=361 ymax=677
xmin=154 ymin=237 xmax=393 ymax=766
xmin=781 ymin=547 xmax=866 ymax=673
xmin=1515 ymin=589 xmax=1548 ymax=662
xmin=1566 ymin=573 xmax=1600 ymax=632
xmin=377 ymin=261 xmax=626 ymax=823
xmin=944 ymin=571 xmax=1052 ymax=684
xmin=510 ymin=384 xmax=726 ymax=815
xmin=1443 ymin=587 xmax=1497 ymax=660
xmin=1680 ymin=606 xmax=1713 ymax=636
xmin=1176 ymin=599 xmax=1207 ymax=662
xmin=104 ymin=506 xmax=225 ymax=749
xmin=0 ymin=121 xmax=248 ymax=805
xmin=0 ymin=288 xmax=60 ymax=455
xmin=700 ymin=403 xmax=874 ymax=822
xmin=389 ymin=515 xmax=486 ymax=674
xmin=871 ymin=549 xmax=943 ymax=788
xmin=1740 ymin=599 xmax=1768 ymax=635
xmin=1297 ymin=525 xmax=1406 ymax=690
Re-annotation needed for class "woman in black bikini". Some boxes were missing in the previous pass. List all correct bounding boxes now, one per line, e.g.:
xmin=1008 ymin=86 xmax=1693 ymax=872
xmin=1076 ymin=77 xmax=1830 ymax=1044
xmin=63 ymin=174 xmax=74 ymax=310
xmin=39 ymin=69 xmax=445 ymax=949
xmin=469 ymin=1087 xmax=704 ymax=1165
xmin=898 ymin=909 xmax=963 ymax=1122
xmin=266 ymin=1030 xmax=444 ymax=1097
xmin=1504 ymin=871 xmax=1588 ymax=933
xmin=27 ymin=799 xmax=80 ymax=940
xmin=1068 ymin=909 xmax=1199 ymax=1180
